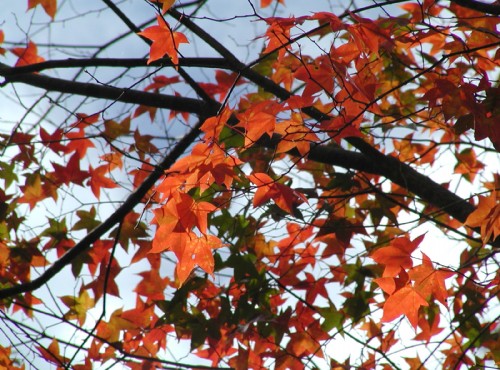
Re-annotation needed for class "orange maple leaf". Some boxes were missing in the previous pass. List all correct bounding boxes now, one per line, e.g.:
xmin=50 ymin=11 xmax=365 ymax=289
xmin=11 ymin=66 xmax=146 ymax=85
xmin=261 ymin=0 xmax=284 ymax=8
xmin=200 ymin=107 xmax=232 ymax=142
xmin=286 ymin=331 xmax=322 ymax=358
xmin=28 ymin=0 xmax=57 ymax=19
xmin=294 ymin=55 xmax=336 ymax=96
xmin=157 ymin=0 xmax=176 ymax=13
xmin=236 ymin=101 xmax=279 ymax=147
xmin=151 ymin=192 xmax=217 ymax=249
xmin=249 ymin=172 xmax=307 ymax=214
xmin=408 ymin=253 xmax=453 ymax=306
xmin=11 ymin=41 xmax=45 ymax=67
xmin=96 ymin=308 xmax=137 ymax=342
xmin=172 ymin=232 xmax=223 ymax=285
xmin=464 ymin=192 xmax=500 ymax=244
xmin=274 ymin=112 xmax=319 ymax=156
xmin=18 ymin=173 xmax=57 ymax=210
xmin=138 ymin=15 xmax=189 ymax=65
xmin=381 ymin=285 xmax=429 ymax=329
xmin=370 ymin=234 xmax=425 ymax=277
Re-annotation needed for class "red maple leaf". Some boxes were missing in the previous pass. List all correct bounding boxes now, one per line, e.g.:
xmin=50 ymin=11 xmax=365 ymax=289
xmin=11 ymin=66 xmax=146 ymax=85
xmin=370 ymin=234 xmax=425 ymax=277
xmin=381 ymin=285 xmax=429 ymax=329
xmin=40 ymin=127 xmax=71 ymax=154
xmin=409 ymin=253 xmax=454 ymax=306
xmin=138 ymin=15 xmax=189 ymax=65
xmin=88 ymin=165 xmax=119 ymax=198
xmin=11 ymin=41 xmax=45 ymax=67
xmin=28 ymin=0 xmax=57 ymax=19
xmin=49 ymin=152 xmax=90 ymax=186
xmin=144 ymin=75 xmax=180 ymax=92
xmin=249 ymin=172 xmax=307 ymax=214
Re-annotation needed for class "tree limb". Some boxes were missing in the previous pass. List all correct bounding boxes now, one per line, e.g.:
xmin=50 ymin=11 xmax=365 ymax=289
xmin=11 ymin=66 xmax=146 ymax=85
xmin=450 ymin=0 xmax=500 ymax=15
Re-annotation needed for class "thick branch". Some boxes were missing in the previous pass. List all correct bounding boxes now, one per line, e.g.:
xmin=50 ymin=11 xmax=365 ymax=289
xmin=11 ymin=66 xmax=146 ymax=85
xmin=0 ymin=57 xmax=230 ymax=75
xmin=0 ymin=62 xmax=212 ymax=117
xmin=450 ymin=0 xmax=500 ymax=15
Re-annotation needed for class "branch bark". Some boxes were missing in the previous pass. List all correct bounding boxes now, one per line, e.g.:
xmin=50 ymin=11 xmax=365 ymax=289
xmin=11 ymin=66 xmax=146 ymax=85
xmin=450 ymin=0 xmax=500 ymax=15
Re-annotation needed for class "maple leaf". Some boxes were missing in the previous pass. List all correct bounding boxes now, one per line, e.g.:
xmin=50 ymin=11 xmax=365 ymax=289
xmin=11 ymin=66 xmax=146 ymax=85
xmin=38 ymin=338 xmax=68 ymax=366
xmin=294 ymin=55 xmax=336 ymax=96
xmin=88 ymin=165 xmax=119 ymax=198
xmin=96 ymin=308 xmax=137 ymax=343
xmin=103 ymin=116 xmax=131 ymax=142
xmin=60 ymin=289 xmax=95 ymax=326
xmin=18 ymin=173 xmax=56 ymax=210
xmin=134 ymin=269 xmax=169 ymax=301
xmin=28 ymin=0 xmax=57 ymax=19
xmin=200 ymin=71 xmax=244 ymax=102
xmin=11 ymin=41 xmax=45 ymax=67
xmin=414 ymin=313 xmax=443 ymax=342
xmin=138 ymin=15 xmax=189 ymax=65
xmin=49 ymin=152 xmax=90 ymax=186
xmin=261 ymin=0 xmax=284 ymax=8
xmin=171 ymin=233 xmax=223 ymax=285
xmin=464 ymin=192 xmax=500 ymax=244
xmin=381 ymin=285 xmax=429 ymax=329
xmin=151 ymin=193 xmax=218 ymax=254
xmin=320 ymin=116 xmax=363 ymax=144
xmin=65 ymin=128 xmax=96 ymax=159
xmin=262 ymin=17 xmax=300 ymax=60
xmin=409 ymin=253 xmax=453 ymax=306
xmin=286 ymin=331 xmax=322 ymax=358
xmin=274 ymin=112 xmax=319 ymax=156
xmin=144 ymin=75 xmax=180 ymax=92
xmin=39 ymin=127 xmax=70 ymax=154
xmin=236 ymin=101 xmax=279 ymax=147
xmin=160 ymin=142 xmax=241 ymax=194
xmin=370 ymin=234 xmax=425 ymax=277
xmin=200 ymin=107 xmax=232 ymax=142
xmin=0 ymin=30 xmax=5 ymax=56
xmin=100 ymin=152 xmax=123 ymax=171
xmin=249 ymin=172 xmax=307 ymax=214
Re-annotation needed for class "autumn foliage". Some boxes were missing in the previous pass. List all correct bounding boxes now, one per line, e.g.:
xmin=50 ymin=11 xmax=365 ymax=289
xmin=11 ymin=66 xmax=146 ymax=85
xmin=0 ymin=0 xmax=499 ymax=369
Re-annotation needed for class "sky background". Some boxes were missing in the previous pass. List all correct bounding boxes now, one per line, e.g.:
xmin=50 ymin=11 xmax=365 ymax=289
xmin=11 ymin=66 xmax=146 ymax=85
xmin=1 ymin=1 xmax=499 ymax=369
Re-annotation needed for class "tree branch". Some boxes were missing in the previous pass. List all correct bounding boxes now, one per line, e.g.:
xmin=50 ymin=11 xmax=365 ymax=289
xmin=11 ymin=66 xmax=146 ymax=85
xmin=450 ymin=0 xmax=500 ymax=15
xmin=0 ymin=62 xmax=212 ymax=117
xmin=0 ymin=57 xmax=230 ymax=75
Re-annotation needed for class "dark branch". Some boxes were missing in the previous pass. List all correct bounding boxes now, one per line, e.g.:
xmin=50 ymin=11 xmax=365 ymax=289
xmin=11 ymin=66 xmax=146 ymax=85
xmin=0 ymin=62 xmax=213 ymax=117
xmin=0 ymin=57 xmax=230 ymax=75
xmin=450 ymin=0 xmax=500 ymax=15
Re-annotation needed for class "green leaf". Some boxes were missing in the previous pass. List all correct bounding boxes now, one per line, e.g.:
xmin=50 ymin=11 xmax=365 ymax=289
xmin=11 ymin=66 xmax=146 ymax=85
xmin=72 ymin=207 xmax=100 ymax=232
